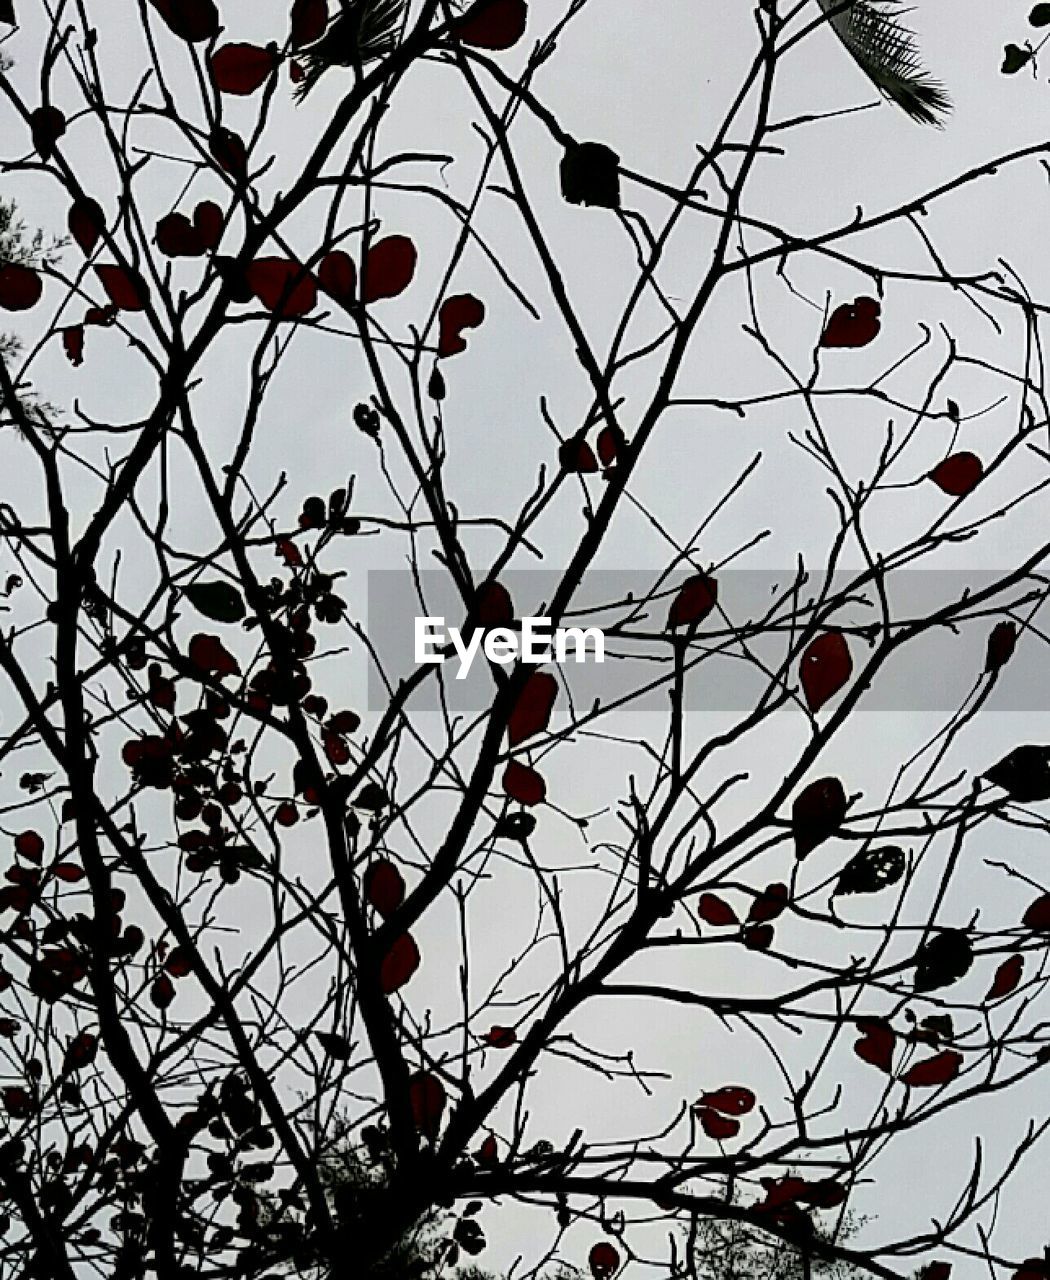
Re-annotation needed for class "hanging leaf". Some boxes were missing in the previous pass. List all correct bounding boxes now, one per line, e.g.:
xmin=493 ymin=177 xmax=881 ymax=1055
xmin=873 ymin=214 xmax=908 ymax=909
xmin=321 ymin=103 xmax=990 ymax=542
xmin=1022 ymin=892 xmax=1050 ymax=931
xmin=15 ymin=831 xmax=44 ymax=863
xmin=363 ymin=859 xmax=405 ymax=918
xmin=560 ymin=141 xmax=621 ymax=209
xmin=1032 ymin=4 xmax=1050 ymax=24
xmin=484 ymin=1025 xmax=516 ymax=1048
xmin=986 ymin=954 xmax=1024 ymax=1001
xmin=834 ymin=845 xmax=905 ymax=896
xmin=0 ymin=264 xmax=43 ymax=312
xmin=502 ymin=760 xmax=546 ymax=806
xmin=380 ymin=933 xmax=420 ymax=993
xmin=697 ymin=893 xmax=738 ymax=927
xmin=559 ymin=436 xmax=600 ymax=473
xmin=984 ymin=745 xmax=1050 ymax=801
xmin=211 ymin=43 xmax=278 ymax=95
xmin=914 ymin=929 xmax=973 ymax=992
xmin=667 ymin=573 xmax=717 ymax=631
xmin=316 ymin=1030 xmax=353 ymax=1059
xmin=455 ymin=0 xmax=528 ymax=49
xmin=696 ymin=1085 xmax=755 ymax=1115
xmin=929 ymin=452 xmax=983 ymax=496
xmin=854 ymin=1018 xmax=896 ymax=1073
xmin=149 ymin=0 xmax=220 ymax=42
xmin=748 ymin=883 xmax=789 ymax=924
xmin=696 ymin=1107 xmax=739 ymax=1140
xmin=209 ymin=127 xmax=248 ymax=178
xmin=194 ymin=201 xmax=223 ymax=249
xmin=188 ymin=633 xmax=241 ymax=678
xmin=150 ymin=974 xmax=176 ymax=1009
xmin=156 ymin=212 xmax=203 ymax=258
xmin=597 ymin=424 xmax=625 ymax=467
xmin=408 ymin=1071 xmax=446 ymax=1140
xmin=438 ymin=293 xmax=485 ymax=356
xmin=183 ymin=581 xmax=246 ymax=623
xmin=792 ymin=776 xmax=847 ymax=859
xmin=901 ymin=1049 xmax=962 ymax=1088
xmin=493 ymin=811 xmax=536 ymax=841
xmin=30 ymin=106 xmax=66 ymax=160
xmin=508 ymin=672 xmax=557 ymax=746
xmin=292 ymin=0 xmax=328 ymax=46
xmin=53 ymin=862 xmax=86 ymax=882
xmin=96 ymin=265 xmax=149 ymax=311
xmin=1002 ymin=43 xmax=1033 ymax=74
xmin=474 ymin=581 xmax=513 ymax=627
xmin=354 ymin=781 xmax=389 ymax=811
xmin=820 ymin=297 xmax=881 ymax=348
xmin=318 ymin=250 xmax=357 ymax=304
xmin=589 ymin=1243 xmax=620 ymax=1280
xmin=245 ymin=258 xmax=318 ymax=318
xmin=62 ymin=1031 xmax=98 ymax=1073
xmin=800 ymin=631 xmax=852 ymax=713
xmin=986 ymin=621 xmax=1017 ymax=672
xmin=742 ymin=923 xmax=774 ymax=951
xmin=360 ymin=235 xmax=417 ymax=303
xmin=62 ymin=326 xmax=85 ymax=366
xmin=68 ymin=198 xmax=105 ymax=254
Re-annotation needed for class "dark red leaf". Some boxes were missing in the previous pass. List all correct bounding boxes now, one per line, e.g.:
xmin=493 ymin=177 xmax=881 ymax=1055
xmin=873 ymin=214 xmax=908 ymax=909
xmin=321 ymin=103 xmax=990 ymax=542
xmin=68 ymin=198 xmax=105 ymax=254
xmin=1012 ymin=1261 xmax=1050 ymax=1280
xmin=150 ymin=0 xmax=220 ymax=42
xmin=14 ymin=831 xmax=44 ymax=864
xmin=749 ymin=882 xmax=788 ymax=923
xmin=475 ymin=581 xmax=513 ymax=626
xmin=322 ymin=729 xmax=350 ymax=766
xmin=484 ymin=1025 xmax=516 ymax=1048
xmin=477 ymin=1133 xmax=498 ymax=1166
xmin=380 ymin=932 xmax=420 ymax=993
xmin=209 ymin=127 xmax=248 ymax=178
xmin=742 ymin=923 xmax=774 ymax=951
xmin=193 ymin=201 xmax=224 ymax=249
xmin=409 ymin=1071 xmax=446 ymax=1141
xmin=274 ymin=801 xmax=299 ymax=826
xmin=455 ymin=0 xmax=528 ymax=49
xmin=759 ymin=1176 xmax=809 ymax=1210
xmin=696 ymin=1106 xmax=740 ymax=1140
xmin=986 ymin=954 xmax=1023 ymax=1001
xmin=697 ymin=1085 xmax=755 ymax=1116
xmin=901 ymin=1049 xmax=962 ymax=1088
xmin=502 ymin=760 xmax=546 ymax=806
xmin=245 ymin=258 xmax=318 ymax=318
xmin=800 ymin=631 xmax=852 ymax=713
xmin=667 ymin=573 xmax=717 ymax=631
xmin=986 ymin=621 xmax=1017 ymax=673
xmin=2 ymin=1087 xmax=35 ymax=1118
xmin=62 ymin=1031 xmax=98 ymax=1071
xmin=1022 ymin=892 xmax=1050 ymax=931
xmin=84 ymin=303 xmax=118 ymax=326
xmin=360 ymin=235 xmax=417 ymax=303
xmin=438 ymin=293 xmax=485 ymax=356
xmin=0 ymin=264 xmax=43 ymax=312
xmin=929 ymin=452 xmax=983 ymax=496
xmin=156 ymin=212 xmax=204 ymax=258
xmin=164 ymin=946 xmax=192 ymax=977
xmin=792 ymin=776 xmax=847 ymax=859
xmin=559 ymin=436 xmax=599 ymax=473
xmin=597 ymin=424 xmax=625 ymax=467
xmin=697 ymin=892 xmax=738 ymax=926
xmin=363 ymin=859 xmax=405 ymax=918
xmin=508 ymin=671 xmax=557 ymax=746
xmin=150 ymin=973 xmax=176 ymax=1009
xmin=589 ymin=1242 xmax=620 ymax=1280
xmin=188 ymin=633 xmax=241 ymax=678
xmin=211 ymin=43 xmax=278 ymax=95
xmin=922 ymin=1263 xmax=952 ymax=1280
xmin=854 ymin=1018 xmax=895 ymax=1073
xmin=797 ymin=1179 xmax=847 ymax=1209
xmin=820 ymin=296 xmax=881 ymax=348
xmin=95 ymin=265 xmax=149 ymax=311
xmin=63 ymin=326 xmax=85 ymax=366
xmin=30 ymin=106 xmax=66 ymax=160
xmin=53 ymin=863 xmax=85 ymax=883
xmin=291 ymin=0 xmax=328 ymax=47
xmin=318 ymin=250 xmax=357 ymax=304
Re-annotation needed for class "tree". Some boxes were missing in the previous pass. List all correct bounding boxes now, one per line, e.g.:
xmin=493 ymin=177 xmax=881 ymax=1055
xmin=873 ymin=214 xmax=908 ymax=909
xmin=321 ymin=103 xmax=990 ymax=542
xmin=1 ymin=2 xmax=1050 ymax=1279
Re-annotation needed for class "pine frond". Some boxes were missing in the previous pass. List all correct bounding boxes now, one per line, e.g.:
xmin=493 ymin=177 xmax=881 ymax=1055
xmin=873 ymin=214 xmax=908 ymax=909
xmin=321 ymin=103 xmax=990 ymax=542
xmin=816 ymin=0 xmax=951 ymax=126
xmin=294 ymin=0 xmax=408 ymax=100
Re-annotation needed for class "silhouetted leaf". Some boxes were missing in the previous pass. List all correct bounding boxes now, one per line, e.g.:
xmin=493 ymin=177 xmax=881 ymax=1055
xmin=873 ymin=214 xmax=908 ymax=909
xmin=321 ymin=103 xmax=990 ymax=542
xmin=438 ymin=293 xmax=485 ymax=356
xmin=68 ymin=198 xmax=105 ymax=254
xmin=484 ymin=1025 xmax=516 ymax=1048
xmin=363 ymin=859 xmax=405 ymax=917
xmin=30 ymin=106 xmax=65 ymax=160
xmin=914 ymin=929 xmax=973 ymax=992
xmin=502 ymin=760 xmax=546 ymax=806
xmin=986 ymin=621 xmax=1017 ymax=672
xmin=854 ymin=1018 xmax=895 ymax=1072
xmin=929 ymin=452 xmax=982 ymax=496
xmin=245 ymin=258 xmax=318 ymax=317
xmin=0 ymin=264 xmax=42 ymax=312
xmin=697 ymin=1086 xmax=755 ymax=1115
xmin=456 ymin=0 xmax=527 ymax=48
xmin=984 ymin=745 xmax=1050 ymax=801
xmin=316 ymin=1030 xmax=353 ymax=1059
xmin=696 ymin=1107 xmax=738 ymax=1140
xmin=792 ymin=777 xmax=847 ymax=859
xmin=560 ymin=141 xmax=621 ymax=209
xmin=183 ymin=581 xmax=245 ymax=623
xmin=667 ymin=573 xmax=717 ymax=631
xmin=380 ymin=933 xmax=420 ymax=993
xmin=800 ymin=631 xmax=852 ymax=712
xmin=188 ymin=633 xmax=240 ymax=677
xmin=986 ymin=954 xmax=1023 ymax=1001
xmin=901 ymin=1049 xmax=962 ymax=1087
xmin=209 ymin=127 xmax=248 ymax=178
xmin=360 ymin=235 xmax=417 ymax=303
xmin=589 ymin=1242 xmax=620 ymax=1280
xmin=150 ymin=0 xmax=220 ymax=42
xmin=820 ymin=297 xmax=881 ymax=348
xmin=408 ymin=1071 xmax=445 ymax=1140
xmin=508 ymin=672 xmax=557 ymax=746
xmin=1002 ymin=43 xmax=1032 ymax=74
xmin=1032 ymin=4 xmax=1050 ymax=24
xmin=318 ymin=250 xmax=357 ymax=303
xmin=1022 ymin=892 xmax=1050 ymax=931
xmin=211 ymin=43 xmax=278 ymax=95
xmin=95 ymin=265 xmax=149 ymax=311
xmin=559 ymin=435 xmax=599 ymax=473
xmin=835 ymin=845 xmax=905 ymax=896
xmin=749 ymin=883 xmax=788 ymax=923
xmin=494 ymin=810 xmax=536 ymax=841
xmin=697 ymin=893 xmax=738 ymax=926
xmin=63 ymin=324 xmax=84 ymax=365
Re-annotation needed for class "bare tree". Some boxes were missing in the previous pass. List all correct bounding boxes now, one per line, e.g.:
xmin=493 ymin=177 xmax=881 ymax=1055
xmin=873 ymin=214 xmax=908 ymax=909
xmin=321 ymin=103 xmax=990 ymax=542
xmin=1 ymin=2 xmax=1050 ymax=1279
